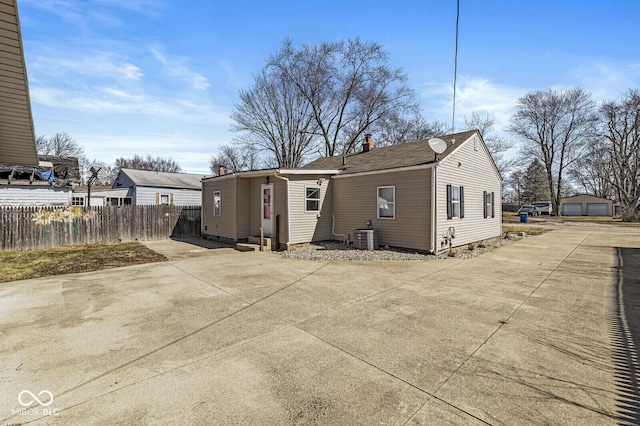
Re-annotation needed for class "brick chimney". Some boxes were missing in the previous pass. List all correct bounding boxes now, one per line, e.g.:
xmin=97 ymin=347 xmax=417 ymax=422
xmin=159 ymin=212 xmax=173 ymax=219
xmin=362 ymin=134 xmax=374 ymax=152
xmin=218 ymin=166 xmax=225 ymax=176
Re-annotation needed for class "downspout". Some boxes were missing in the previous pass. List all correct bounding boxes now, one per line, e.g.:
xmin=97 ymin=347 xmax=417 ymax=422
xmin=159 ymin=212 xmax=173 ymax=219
xmin=273 ymin=170 xmax=290 ymax=249
xmin=431 ymin=166 xmax=437 ymax=254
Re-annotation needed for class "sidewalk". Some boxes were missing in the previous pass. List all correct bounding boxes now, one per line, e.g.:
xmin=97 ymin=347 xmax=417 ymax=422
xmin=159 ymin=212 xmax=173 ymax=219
xmin=1 ymin=224 xmax=638 ymax=424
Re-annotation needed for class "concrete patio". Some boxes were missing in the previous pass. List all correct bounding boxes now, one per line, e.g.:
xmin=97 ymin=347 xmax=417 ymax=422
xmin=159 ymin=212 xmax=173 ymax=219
xmin=1 ymin=223 xmax=638 ymax=425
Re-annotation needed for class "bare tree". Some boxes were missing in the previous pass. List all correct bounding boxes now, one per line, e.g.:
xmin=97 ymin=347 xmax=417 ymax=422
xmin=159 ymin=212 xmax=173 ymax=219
xmin=36 ymin=132 xmax=85 ymax=158
xmin=508 ymin=88 xmax=597 ymax=216
xmin=231 ymin=66 xmax=318 ymax=168
xmin=600 ymin=89 xmax=640 ymax=221
xmin=374 ymin=114 xmax=449 ymax=147
xmin=505 ymin=169 xmax=525 ymax=205
xmin=462 ymin=112 xmax=514 ymax=176
xmin=569 ymin=138 xmax=614 ymax=199
xmin=264 ymin=38 xmax=419 ymax=156
xmin=210 ymin=143 xmax=263 ymax=175
xmin=115 ymin=154 xmax=182 ymax=173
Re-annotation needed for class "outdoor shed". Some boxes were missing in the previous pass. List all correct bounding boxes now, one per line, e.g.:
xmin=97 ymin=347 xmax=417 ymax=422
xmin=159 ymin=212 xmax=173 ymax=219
xmin=560 ymin=194 xmax=614 ymax=216
xmin=202 ymin=130 xmax=502 ymax=253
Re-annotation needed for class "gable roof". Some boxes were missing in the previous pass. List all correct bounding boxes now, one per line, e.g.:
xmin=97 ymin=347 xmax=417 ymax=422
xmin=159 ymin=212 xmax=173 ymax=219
xmin=303 ymin=130 xmax=479 ymax=175
xmin=0 ymin=0 xmax=38 ymax=166
xmin=116 ymin=169 xmax=207 ymax=190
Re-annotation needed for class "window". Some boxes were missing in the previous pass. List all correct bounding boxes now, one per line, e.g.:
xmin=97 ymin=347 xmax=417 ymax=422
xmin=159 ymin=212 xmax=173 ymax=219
xmin=447 ymin=185 xmax=464 ymax=219
xmin=377 ymin=186 xmax=395 ymax=219
xmin=305 ymin=187 xmax=320 ymax=212
xmin=107 ymin=197 xmax=132 ymax=206
xmin=72 ymin=196 xmax=84 ymax=206
xmin=159 ymin=194 xmax=170 ymax=205
xmin=484 ymin=191 xmax=495 ymax=218
xmin=213 ymin=191 xmax=221 ymax=216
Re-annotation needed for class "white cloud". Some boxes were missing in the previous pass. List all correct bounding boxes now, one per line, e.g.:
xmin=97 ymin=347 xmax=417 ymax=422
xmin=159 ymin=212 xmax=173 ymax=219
xmin=572 ymin=60 xmax=640 ymax=101
xmin=420 ymin=75 xmax=526 ymax=132
xmin=31 ymin=52 xmax=143 ymax=81
xmin=151 ymin=47 xmax=211 ymax=91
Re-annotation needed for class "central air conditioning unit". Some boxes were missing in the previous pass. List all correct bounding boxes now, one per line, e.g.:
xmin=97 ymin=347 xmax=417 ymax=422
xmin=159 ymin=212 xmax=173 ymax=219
xmin=353 ymin=229 xmax=379 ymax=250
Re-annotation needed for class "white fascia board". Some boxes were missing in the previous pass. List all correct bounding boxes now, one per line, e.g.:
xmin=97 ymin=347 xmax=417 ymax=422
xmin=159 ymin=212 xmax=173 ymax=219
xmin=331 ymin=163 xmax=435 ymax=179
xmin=277 ymin=169 xmax=340 ymax=175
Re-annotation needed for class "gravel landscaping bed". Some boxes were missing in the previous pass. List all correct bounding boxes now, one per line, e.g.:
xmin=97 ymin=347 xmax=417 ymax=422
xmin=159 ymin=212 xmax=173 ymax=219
xmin=279 ymin=232 xmax=526 ymax=262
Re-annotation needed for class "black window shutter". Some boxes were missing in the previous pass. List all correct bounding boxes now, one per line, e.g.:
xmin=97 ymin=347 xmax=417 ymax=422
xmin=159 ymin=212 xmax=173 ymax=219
xmin=460 ymin=186 xmax=465 ymax=218
xmin=483 ymin=191 xmax=488 ymax=218
xmin=491 ymin=192 xmax=495 ymax=218
xmin=446 ymin=184 xmax=452 ymax=220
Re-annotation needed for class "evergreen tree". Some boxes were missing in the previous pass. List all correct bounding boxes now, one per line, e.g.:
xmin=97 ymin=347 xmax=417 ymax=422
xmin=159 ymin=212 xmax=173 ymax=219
xmin=521 ymin=159 xmax=550 ymax=203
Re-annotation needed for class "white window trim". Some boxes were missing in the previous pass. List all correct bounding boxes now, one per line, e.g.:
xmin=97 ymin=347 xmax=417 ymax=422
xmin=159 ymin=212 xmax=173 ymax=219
xmin=304 ymin=186 xmax=321 ymax=213
xmin=484 ymin=191 xmax=493 ymax=219
xmin=71 ymin=196 xmax=84 ymax=206
xmin=451 ymin=185 xmax=461 ymax=219
xmin=213 ymin=191 xmax=221 ymax=216
xmin=159 ymin=194 xmax=170 ymax=205
xmin=377 ymin=186 xmax=396 ymax=220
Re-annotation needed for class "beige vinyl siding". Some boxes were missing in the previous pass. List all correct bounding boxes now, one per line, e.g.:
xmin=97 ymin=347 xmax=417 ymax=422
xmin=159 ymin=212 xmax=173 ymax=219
xmin=288 ymin=175 xmax=333 ymax=244
xmin=202 ymin=178 xmax=237 ymax=240
xmin=246 ymin=177 xmax=288 ymax=245
xmin=236 ymin=178 xmax=251 ymax=239
xmin=435 ymin=134 xmax=502 ymax=251
xmin=333 ymin=169 xmax=432 ymax=251
xmin=560 ymin=194 xmax=613 ymax=216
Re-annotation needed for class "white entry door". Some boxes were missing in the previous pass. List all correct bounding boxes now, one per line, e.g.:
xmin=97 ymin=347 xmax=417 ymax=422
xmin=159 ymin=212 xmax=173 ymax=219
xmin=261 ymin=184 xmax=274 ymax=237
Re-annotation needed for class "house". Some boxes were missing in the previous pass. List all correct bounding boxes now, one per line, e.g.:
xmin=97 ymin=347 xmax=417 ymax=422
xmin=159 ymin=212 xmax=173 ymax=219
xmin=560 ymin=194 xmax=614 ymax=216
xmin=0 ymin=0 xmax=38 ymax=167
xmin=0 ymin=156 xmax=80 ymax=207
xmin=201 ymin=130 xmax=502 ymax=253
xmin=112 ymin=168 xmax=206 ymax=206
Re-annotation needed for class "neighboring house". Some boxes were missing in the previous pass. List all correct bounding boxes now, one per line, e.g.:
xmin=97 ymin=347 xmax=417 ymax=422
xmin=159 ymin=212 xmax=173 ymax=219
xmin=560 ymin=194 xmax=614 ymax=216
xmin=112 ymin=169 xmax=206 ymax=206
xmin=0 ymin=0 xmax=39 ymax=167
xmin=0 ymin=156 xmax=81 ymax=207
xmin=201 ymin=130 xmax=502 ymax=253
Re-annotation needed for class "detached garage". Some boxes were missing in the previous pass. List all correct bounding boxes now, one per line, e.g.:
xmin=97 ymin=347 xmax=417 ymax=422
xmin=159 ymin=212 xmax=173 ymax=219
xmin=560 ymin=195 xmax=613 ymax=216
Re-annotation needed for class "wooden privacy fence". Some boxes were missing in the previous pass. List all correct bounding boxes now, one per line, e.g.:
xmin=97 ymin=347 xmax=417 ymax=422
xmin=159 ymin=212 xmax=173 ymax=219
xmin=0 ymin=205 xmax=202 ymax=251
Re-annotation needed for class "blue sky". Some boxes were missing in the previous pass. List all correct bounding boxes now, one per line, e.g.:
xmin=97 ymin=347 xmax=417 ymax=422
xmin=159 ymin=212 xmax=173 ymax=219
xmin=18 ymin=0 xmax=640 ymax=174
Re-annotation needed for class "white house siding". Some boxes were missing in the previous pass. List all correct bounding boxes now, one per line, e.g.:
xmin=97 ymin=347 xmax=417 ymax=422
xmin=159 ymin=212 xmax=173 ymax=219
xmin=134 ymin=186 xmax=202 ymax=206
xmin=435 ymin=134 xmax=502 ymax=251
xmin=333 ymin=168 xmax=432 ymax=251
xmin=202 ymin=177 xmax=238 ymax=241
xmin=0 ymin=186 xmax=71 ymax=207
xmin=287 ymin=175 xmax=333 ymax=244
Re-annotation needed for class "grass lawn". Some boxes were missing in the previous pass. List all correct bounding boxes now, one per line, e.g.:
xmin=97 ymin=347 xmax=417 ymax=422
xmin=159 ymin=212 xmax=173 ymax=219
xmin=0 ymin=242 xmax=166 ymax=283
xmin=502 ymin=212 xmax=640 ymax=226
xmin=503 ymin=225 xmax=550 ymax=236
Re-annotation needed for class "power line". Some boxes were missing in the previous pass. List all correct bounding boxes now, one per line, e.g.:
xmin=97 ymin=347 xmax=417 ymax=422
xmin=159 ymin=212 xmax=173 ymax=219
xmin=452 ymin=0 xmax=460 ymax=133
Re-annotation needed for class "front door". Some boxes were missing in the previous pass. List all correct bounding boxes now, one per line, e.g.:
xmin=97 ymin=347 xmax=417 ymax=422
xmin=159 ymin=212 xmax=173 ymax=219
xmin=261 ymin=184 xmax=274 ymax=237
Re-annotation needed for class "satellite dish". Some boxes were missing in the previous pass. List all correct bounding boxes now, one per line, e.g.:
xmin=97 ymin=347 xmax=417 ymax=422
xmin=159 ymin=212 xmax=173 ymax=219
xmin=428 ymin=138 xmax=447 ymax=155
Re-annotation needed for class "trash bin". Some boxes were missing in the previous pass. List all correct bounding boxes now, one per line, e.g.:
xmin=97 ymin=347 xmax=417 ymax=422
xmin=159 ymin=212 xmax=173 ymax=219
xmin=520 ymin=213 xmax=528 ymax=223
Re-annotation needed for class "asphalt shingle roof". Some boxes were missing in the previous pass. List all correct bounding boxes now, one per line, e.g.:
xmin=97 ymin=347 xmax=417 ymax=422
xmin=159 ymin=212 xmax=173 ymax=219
xmin=120 ymin=169 xmax=207 ymax=189
xmin=303 ymin=130 xmax=478 ymax=174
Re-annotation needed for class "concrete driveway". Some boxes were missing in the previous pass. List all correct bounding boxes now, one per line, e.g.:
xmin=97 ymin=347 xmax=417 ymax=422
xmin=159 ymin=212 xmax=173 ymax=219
xmin=1 ymin=224 xmax=639 ymax=425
